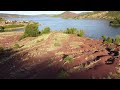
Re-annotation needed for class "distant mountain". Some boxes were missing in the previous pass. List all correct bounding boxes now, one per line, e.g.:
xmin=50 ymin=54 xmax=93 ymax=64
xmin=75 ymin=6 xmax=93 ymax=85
xmin=0 ymin=13 xmax=56 ymax=19
xmin=54 ymin=11 xmax=79 ymax=19
xmin=0 ymin=13 xmax=30 ymax=18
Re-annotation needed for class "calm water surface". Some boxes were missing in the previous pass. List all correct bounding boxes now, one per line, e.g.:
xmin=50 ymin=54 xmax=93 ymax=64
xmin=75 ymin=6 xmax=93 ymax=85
xmin=7 ymin=17 xmax=120 ymax=39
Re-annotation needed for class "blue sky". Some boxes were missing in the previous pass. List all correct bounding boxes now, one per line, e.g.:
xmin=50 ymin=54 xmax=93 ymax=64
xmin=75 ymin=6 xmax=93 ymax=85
xmin=0 ymin=11 xmax=92 ymax=15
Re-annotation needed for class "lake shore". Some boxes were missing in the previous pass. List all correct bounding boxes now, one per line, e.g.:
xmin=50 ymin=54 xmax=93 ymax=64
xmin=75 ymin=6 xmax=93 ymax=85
xmin=4 ymin=26 xmax=25 ymax=31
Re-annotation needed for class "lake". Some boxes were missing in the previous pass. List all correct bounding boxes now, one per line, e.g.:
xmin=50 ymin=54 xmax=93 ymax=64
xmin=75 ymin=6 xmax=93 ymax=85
xmin=6 ymin=16 xmax=120 ymax=39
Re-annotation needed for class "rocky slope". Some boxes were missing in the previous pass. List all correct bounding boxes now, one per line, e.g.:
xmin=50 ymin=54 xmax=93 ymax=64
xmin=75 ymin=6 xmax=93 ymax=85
xmin=0 ymin=32 xmax=120 ymax=79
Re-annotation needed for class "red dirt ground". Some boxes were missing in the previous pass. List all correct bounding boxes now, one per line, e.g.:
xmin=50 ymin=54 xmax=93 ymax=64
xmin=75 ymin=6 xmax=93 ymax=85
xmin=0 ymin=32 xmax=120 ymax=79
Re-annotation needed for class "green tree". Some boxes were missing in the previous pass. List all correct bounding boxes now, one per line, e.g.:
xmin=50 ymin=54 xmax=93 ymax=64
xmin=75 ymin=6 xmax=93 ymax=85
xmin=23 ymin=23 xmax=40 ymax=37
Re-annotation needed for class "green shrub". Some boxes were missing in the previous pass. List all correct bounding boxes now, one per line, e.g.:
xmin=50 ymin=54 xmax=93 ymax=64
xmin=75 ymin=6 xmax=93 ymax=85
xmin=0 ymin=26 xmax=5 ymax=32
xmin=42 ymin=27 xmax=51 ymax=34
xmin=57 ymin=70 xmax=70 ymax=79
xmin=22 ymin=23 xmax=40 ymax=39
xmin=101 ymin=35 xmax=106 ymax=41
xmin=64 ymin=56 xmax=74 ymax=63
xmin=64 ymin=28 xmax=85 ymax=37
xmin=114 ymin=36 xmax=120 ymax=45
xmin=104 ymin=37 xmax=112 ymax=44
xmin=77 ymin=30 xmax=85 ymax=37
xmin=64 ymin=28 xmax=77 ymax=34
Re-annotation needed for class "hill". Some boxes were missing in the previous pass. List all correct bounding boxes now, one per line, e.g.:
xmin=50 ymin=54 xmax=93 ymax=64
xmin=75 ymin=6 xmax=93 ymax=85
xmin=54 ymin=11 xmax=120 ymax=20
xmin=76 ymin=11 xmax=120 ymax=20
xmin=0 ymin=13 xmax=30 ymax=18
xmin=0 ymin=32 xmax=120 ymax=79
xmin=54 ymin=11 xmax=79 ymax=19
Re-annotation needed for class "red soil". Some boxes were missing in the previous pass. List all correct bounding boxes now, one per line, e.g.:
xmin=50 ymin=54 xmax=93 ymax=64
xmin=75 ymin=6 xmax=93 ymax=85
xmin=0 ymin=32 xmax=120 ymax=79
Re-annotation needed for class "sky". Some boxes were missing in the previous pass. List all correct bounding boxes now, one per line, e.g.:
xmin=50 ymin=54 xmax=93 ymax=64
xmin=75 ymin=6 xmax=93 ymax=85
xmin=0 ymin=11 xmax=92 ymax=15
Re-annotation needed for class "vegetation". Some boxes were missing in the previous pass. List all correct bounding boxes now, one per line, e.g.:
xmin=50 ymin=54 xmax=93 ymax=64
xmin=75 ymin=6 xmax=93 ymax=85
xmin=64 ymin=28 xmax=85 ymax=37
xmin=101 ymin=35 xmax=107 ymax=41
xmin=41 ymin=27 xmax=51 ymax=34
xmin=110 ymin=17 xmax=120 ymax=27
xmin=0 ymin=17 xmax=5 ymax=21
xmin=102 ymin=35 xmax=120 ymax=45
xmin=21 ymin=23 xmax=40 ymax=39
xmin=0 ymin=26 xmax=5 ymax=32
xmin=64 ymin=28 xmax=77 ymax=34
xmin=57 ymin=70 xmax=70 ymax=79
xmin=63 ymin=55 xmax=74 ymax=63
xmin=4 ymin=24 xmax=25 ymax=29
xmin=114 ymin=36 xmax=120 ymax=45
xmin=77 ymin=30 xmax=85 ymax=37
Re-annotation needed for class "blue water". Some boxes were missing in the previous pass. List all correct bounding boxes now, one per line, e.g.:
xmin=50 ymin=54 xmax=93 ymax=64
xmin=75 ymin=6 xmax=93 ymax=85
xmin=6 ymin=16 xmax=120 ymax=39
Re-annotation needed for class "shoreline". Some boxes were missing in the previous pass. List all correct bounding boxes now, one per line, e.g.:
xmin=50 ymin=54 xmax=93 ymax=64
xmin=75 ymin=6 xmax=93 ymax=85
xmin=4 ymin=26 xmax=25 ymax=31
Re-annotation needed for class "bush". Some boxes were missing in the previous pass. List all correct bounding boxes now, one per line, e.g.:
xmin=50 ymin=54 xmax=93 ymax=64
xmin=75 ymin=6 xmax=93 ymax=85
xmin=64 ymin=55 xmax=74 ymax=63
xmin=64 ymin=28 xmax=77 ymax=34
xmin=77 ymin=30 xmax=85 ymax=37
xmin=22 ymin=23 xmax=40 ymax=38
xmin=114 ymin=36 xmax=120 ymax=45
xmin=0 ymin=26 xmax=5 ymax=32
xmin=101 ymin=35 xmax=106 ymax=41
xmin=42 ymin=27 xmax=51 ymax=34
xmin=107 ymin=37 xmax=112 ymax=44
xmin=104 ymin=37 xmax=112 ymax=44
xmin=64 ymin=28 xmax=85 ymax=37
xmin=57 ymin=70 xmax=70 ymax=79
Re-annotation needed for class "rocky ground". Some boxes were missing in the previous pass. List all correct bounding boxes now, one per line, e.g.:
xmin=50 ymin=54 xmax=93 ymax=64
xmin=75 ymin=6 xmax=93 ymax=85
xmin=0 ymin=32 xmax=120 ymax=79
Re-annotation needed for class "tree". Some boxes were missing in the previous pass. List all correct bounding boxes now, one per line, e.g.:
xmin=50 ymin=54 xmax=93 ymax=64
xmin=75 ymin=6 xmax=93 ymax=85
xmin=24 ymin=23 xmax=40 ymax=37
